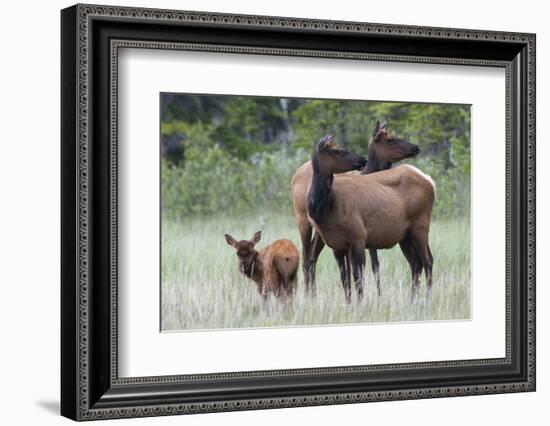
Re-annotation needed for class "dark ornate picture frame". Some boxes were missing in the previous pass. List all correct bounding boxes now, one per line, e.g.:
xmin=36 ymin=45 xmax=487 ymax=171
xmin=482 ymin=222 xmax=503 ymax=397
xmin=61 ymin=3 xmax=536 ymax=421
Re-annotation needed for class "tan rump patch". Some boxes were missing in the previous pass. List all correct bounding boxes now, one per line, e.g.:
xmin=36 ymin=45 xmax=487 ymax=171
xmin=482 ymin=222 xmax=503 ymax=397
xmin=403 ymin=164 xmax=436 ymax=195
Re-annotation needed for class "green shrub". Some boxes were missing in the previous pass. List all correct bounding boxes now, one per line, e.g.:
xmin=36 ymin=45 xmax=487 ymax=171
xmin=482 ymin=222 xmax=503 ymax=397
xmin=408 ymin=156 xmax=470 ymax=220
xmin=162 ymin=145 xmax=469 ymax=222
xmin=161 ymin=145 xmax=309 ymax=220
xmin=161 ymin=98 xmax=471 ymax=222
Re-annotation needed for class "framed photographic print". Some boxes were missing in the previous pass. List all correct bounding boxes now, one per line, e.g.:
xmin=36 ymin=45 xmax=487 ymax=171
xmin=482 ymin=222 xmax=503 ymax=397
xmin=61 ymin=3 xmax=536 ymax=421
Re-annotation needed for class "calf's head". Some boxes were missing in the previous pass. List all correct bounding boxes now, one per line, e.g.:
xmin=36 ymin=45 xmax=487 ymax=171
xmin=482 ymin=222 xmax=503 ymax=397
xmin=225 ymin=231 xmax=262 ymax=276
xmin=368 ymin=120 xmax=420 ymax=163
xmin=313 ymin=134 xmax=367 ymax=175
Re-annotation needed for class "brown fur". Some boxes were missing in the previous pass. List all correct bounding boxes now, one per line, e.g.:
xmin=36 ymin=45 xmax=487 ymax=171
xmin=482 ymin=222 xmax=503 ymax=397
xmin=291 ymin=122 xmax=420 ymax=296
xmin=307 ymin=137 xmax=435 ymax=303
xmin=225 ymin=231 xmax=299 ymax=302
xmin=311 ymin=166 xmax=434 ymax=250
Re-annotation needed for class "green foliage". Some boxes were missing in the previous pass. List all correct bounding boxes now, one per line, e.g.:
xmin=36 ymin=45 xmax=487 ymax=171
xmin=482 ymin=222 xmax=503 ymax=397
xmin=160 ymin=94 xmax=471 ymax=220
xmin=212 ymin=97 xmax=287 ymax=158
xmin=161 ymin=124 xmax=309 ymax=218
xmin=410 ymin=155 xmax=470 ymax=219
xmin=292 ymin=100 xmax=372 ymax=152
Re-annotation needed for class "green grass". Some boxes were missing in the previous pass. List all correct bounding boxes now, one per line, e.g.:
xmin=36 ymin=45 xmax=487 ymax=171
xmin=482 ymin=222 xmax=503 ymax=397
xmin=161 ymin=213 xmax=471 ymax=331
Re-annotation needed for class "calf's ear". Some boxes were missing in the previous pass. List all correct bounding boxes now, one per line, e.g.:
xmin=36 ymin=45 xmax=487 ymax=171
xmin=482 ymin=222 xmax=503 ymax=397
xmin=251 ymin=231 xmax=262 ymax=245
xmin=225 ymin=234 xmax=238 ymax=248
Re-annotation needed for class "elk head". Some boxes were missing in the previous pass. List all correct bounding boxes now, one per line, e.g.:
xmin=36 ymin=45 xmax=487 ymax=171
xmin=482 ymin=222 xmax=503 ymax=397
xmin=368 ymin=120 xmax=420 ymax=164
xmin=313 ymin=134 xmax=367 ymax=175
xmin=225 ymin=231 xmax=262 ymax=277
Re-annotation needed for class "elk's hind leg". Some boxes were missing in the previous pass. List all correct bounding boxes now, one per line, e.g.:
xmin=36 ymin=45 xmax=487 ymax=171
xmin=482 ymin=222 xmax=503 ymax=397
xmin=290 ymin=270 xmax=298 ymax=298
xmin=261 ymin=282 xmax=270 ymax=305
xmin=283 ymin=269 xmax=298 ymax=301
xmin=427 ymin=245 xmax=434 ymax=290
xmin=399 ymin=234 xmax=423 ymax=300
xmin=416 ymin=242 xmax=433 ymax=293
xmin=333 ymin=249 xmax=352 ymax=304
xmin=410 ymin=229 xmax=433 ymax=295
xmin=368 ymin=248 xmax=381 ymax=296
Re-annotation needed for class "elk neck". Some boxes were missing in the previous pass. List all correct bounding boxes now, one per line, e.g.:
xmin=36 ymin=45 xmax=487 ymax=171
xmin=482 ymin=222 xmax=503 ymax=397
xmin=307 ymin=155 xmax=334 ymax=224
xmin=242 ymin=250 xmax=262 ymax=282
xmin=362 ymin=149 xmax=392 ymax=174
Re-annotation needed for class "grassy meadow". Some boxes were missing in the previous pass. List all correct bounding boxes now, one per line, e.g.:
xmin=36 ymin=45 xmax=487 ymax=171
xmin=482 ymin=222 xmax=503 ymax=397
xmin=160 ymin=94 xmax=472 ymax=331
xmin=161 ymin=213 xmax=471 ymax=331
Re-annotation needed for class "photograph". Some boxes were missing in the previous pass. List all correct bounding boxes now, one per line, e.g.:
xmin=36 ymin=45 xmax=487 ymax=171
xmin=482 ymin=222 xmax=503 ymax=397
xmin=160 ymin=93 xmax=472 ymax=331
xmin=58 ymin=3 xmax=535 ymax=421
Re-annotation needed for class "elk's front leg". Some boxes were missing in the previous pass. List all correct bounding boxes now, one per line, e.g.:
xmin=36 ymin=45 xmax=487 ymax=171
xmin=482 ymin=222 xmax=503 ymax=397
xmin=351 ymin=245 xmax=366 ymax=302
xmin=334 ymin=249 xmax=351 ymax=304
xmin=299 ymin=222 xmax=314 ymax=296
xmin=308 ymin=232 xmax=325 ymax=298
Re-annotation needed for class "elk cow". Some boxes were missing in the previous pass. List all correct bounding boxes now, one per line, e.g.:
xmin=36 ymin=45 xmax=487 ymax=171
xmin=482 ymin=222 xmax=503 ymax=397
xmin=224 ymin=231 xmax=299 ymax=302
xmin=307 ymin=134 xmax=435 ymax=303
xmin=291 ymin=121 xmax=420 ymax=296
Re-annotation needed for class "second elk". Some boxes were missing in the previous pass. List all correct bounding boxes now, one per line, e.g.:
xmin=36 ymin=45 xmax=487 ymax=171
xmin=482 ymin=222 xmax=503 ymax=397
xmin=307 ymin=134 xmax=435 ymax=303
xmin=291 ymin=120 xmax=420 ymax=296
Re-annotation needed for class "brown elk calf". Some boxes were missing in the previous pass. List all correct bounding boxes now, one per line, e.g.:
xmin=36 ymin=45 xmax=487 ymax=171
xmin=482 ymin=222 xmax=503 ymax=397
xmin=291 ymin=121 xmax=420 ymax=296
xmin=224 ymin=231 xmax=299 ymax=302
xmin=307 ymin=134 xmax=435 ymax=303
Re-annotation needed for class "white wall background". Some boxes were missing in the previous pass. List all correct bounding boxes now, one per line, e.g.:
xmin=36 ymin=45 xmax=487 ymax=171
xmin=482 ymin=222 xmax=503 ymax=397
xmin=0 ymin=0 xmax=546 ymax=424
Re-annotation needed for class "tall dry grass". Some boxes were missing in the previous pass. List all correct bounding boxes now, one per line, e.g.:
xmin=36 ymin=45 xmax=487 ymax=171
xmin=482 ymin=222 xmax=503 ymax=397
xmin=161 ymin=214 xmax=470 ymax=331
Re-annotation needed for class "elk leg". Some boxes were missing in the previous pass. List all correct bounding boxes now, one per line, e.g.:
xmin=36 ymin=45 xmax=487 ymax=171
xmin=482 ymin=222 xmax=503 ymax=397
xmin=399 ymin=235 xmax=422 ymax=300
xmin=412 ymin=250 xmax=423 ymax=300
xmin=307 ymin=232 xmax=325 ymax=297
xmin=351 ymin=245 xmax=366 ymax=302
xmin=277 ymin=288 xmax=287 ymax=304
xmin=274 ymin=279 xmax=285 ymax=303
xmin=414 ymin=238 xmax=434 ymax=294
xmin=286 ymin=270 xmax=298 ymax=299
xmin=334 ymin=250 xmax=352 ymax=304
xmin=368 ymin=248 xmax=381 ymax=296
xmin=280 ymin=270 xmax=297 ymax=302
xmin=261 ymin=284 xmax=269 ymax=305
xmin=272 ymin=269 xmax=288 ymax=304
xmin=426 ymin=245 xmax=434 ymax=291
xmin=299 ymin=222 xmax=313 ymax=295
xmin=410 ymin=230 xmax=433 ymax=296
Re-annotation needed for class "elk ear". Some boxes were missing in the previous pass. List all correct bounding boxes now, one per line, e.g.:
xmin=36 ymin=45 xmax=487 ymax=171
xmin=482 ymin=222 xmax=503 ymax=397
xmin=224 ymin=234 xmax=238 ymax=248
xmin=251 ymin=231 xmax=262 ymax=245
xmin=372 ymin=120 xmax=381 ymax=137
xmin=380 ymin=120 xmax=388 ymax=130
xmin=317 ymin=134 xmax=335 ymax=152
